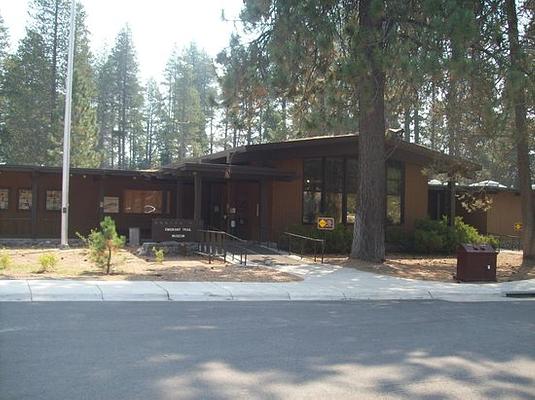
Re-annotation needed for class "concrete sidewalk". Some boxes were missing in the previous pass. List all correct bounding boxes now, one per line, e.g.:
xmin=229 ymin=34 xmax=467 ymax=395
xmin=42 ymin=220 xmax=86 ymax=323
xmin=1 ymin=261 xmax=534 ymax=302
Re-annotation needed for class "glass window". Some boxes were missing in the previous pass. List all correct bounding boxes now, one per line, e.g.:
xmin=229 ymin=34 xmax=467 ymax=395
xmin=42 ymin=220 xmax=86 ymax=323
xmin=303 ymin=191 xmax=321 ymax=224
xmin=325 ymin=158 xmax=343 ymax=192
xmin=46 ymin=190 xmax=62 ymax=211
xmin=346 ymin=193 xmax=357 ymax=224
xmin=386 ymin=164 xmax=403 ymax=225
xmin=103 ymin=196 xmax=120 ymax=213
xmin=18 ymin=189 xmax=32 ymax=210
xmin=324 ymin=192 xmax=343 ymax=223
xmin=346 ymin=158 xmax=358 ymax=222
xmin=324 ymin=158 xmax=344 ymax=223
xmin=0 ymin=189 xmax=8 ymax=210
xmin=302 ymin=158 xmax=403 ymax=226
xmin=303 ymin=158 xmax=323 ymax=223
xmin=124 ymin=190 xmax=164 ymax=214
xmin=387 ymin=195 xmax=401 ymax=224
xmin=346 ymin=158 xmax=358 ymax=193
xmin=303 ymin=158 xmax=322 ymax=192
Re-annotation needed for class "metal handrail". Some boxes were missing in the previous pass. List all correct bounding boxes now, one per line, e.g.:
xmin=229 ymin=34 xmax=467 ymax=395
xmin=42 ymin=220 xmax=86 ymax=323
xmin=198 ymin=229 xmax=248 ymax=266
xmin=280 ymin=232 xmax=325 ymax=263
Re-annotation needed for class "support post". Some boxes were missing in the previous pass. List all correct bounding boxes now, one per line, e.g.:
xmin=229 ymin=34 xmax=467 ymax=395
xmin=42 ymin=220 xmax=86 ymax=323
xmin=98 ymin=175 xmax=105 ymax=223
xmin=193 ymin=173 xmax=202 ymax=228
xmin=259 ymin=179 xmax=270 ymax=243
xmin=31 ymin=172 xmax=39 ymax=239
xmin=448 ymin=177 xmax=456 ymax=227
xmin=175 ymin=180 xmax=183 ymax=219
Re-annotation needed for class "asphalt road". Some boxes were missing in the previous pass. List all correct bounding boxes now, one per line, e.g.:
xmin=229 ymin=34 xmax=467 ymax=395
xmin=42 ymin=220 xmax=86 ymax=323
xmin=1 ymin=301 xmax=534 ymax=400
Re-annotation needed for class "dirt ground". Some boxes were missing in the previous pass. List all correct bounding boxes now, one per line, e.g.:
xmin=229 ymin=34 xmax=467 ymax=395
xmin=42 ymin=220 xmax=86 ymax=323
xmin=0 ymin=247 xmax=301 ymax=282
xmin=324 ymin=251 xmax=535 ymax=283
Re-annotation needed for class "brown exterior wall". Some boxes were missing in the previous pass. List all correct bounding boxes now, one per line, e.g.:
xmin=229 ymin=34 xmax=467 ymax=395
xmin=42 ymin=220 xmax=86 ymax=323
xmin=270 ymin=159 xmax=303 ymax=240
xmin=457 ymin=204 xmax=488 ymax=234
xmin=1 ymin=157 xmax=439 ymax=242
xmin=486 ymin=192 xmax=522 ymax=236
xmin=0 ymin=170 xmax=177 ymax=239
xmin=403 ymin=163 xmax=429 ymax=230
xmin=0 ymin=171 xmax=33 ymax=237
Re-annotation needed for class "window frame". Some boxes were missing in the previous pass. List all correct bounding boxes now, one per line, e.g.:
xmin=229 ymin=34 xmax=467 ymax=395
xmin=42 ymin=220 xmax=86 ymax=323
xmin=17 ymin=188 xmax=33 ymax=211
xmin=45 ymin=189 xmax=62 ymax=211
xmin=302 ymin=158 xmax=323 ymax=224
xmin=385 ymin=161 xmax=405 ymax=226
xmin=0 ymin=188 xmax=9 ymax=211
xmin=103 ymin=196 xmax=120 ymax=214
xmin=323 ymin=157 xmax=344 ymax=224
xmin=122 ymin=189 xmax=169 ymax=215
xmin=301 ymin=158 xmax=405 ymax=226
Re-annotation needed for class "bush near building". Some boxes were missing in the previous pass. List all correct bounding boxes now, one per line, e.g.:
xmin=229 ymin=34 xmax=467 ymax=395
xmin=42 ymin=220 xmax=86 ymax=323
xmin=286 ymin=217 xmax=497 ymax=255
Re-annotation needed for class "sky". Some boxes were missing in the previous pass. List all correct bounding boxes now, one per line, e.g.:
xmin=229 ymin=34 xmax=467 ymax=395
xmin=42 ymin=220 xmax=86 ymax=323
xmin=0 ymin=0 xmax=244 ymax=82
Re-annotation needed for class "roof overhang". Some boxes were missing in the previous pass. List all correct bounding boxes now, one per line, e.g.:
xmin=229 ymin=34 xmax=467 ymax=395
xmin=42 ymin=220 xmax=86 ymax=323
xmin=159 ymin=162 xmax=296 ymax=181
xmin=0 ymin=164 xmax=161 ymax=178
xmin=184 ymin=134 xmax=480 ymax=178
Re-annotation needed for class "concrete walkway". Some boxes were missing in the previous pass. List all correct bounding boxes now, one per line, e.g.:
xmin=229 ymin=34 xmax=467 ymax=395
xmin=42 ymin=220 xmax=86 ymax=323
xmin=1 ymin=259 xmax=535 ymax=302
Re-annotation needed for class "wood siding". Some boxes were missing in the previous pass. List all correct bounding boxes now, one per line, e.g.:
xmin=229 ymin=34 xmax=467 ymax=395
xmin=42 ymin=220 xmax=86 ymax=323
xmin=270 ymin=159 xmax=303 ymax=240
xmin=403 ymin=163 xmax=428 ymax=230
xmin=0 ymin=170 xmax=177 ymax=239
xmin=486 ymin=192 xmax=523 ymax=236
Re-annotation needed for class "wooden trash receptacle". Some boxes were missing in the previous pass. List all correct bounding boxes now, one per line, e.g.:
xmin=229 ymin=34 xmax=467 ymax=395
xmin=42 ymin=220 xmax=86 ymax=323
xmin=456 ymin=244 xmax=497 ymax=282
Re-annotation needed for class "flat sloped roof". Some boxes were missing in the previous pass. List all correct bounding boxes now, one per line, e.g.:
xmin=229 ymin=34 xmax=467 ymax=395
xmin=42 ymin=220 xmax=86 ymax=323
xmin=166 ymin=134 xmax=480 ymax=176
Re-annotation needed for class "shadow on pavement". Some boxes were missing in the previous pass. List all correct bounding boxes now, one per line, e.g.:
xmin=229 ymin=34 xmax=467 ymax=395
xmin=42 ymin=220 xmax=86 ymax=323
xmin=1 ymin=301 xmax=534 ymax=399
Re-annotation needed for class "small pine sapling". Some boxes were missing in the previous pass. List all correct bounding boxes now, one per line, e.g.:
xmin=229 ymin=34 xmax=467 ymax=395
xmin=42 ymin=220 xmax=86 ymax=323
xmin=85 ymin=217 xmax=125 ymax=274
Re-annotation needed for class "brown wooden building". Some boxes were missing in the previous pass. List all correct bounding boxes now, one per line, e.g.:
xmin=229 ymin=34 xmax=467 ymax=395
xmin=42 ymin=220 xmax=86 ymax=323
xmin=428 ymin=180 xmax=531 ymax=238
xmin=0 ymin=134 xmax=477 ymax=241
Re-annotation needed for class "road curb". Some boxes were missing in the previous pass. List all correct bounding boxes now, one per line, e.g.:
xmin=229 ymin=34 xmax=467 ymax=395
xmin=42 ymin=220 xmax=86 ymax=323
xmin=1 ymin=279 xmax=534 ymax=302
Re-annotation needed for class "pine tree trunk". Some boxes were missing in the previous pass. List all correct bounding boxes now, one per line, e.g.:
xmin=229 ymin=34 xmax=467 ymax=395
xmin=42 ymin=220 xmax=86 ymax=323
xmin=223 ymin=107 xmax=229 ymax=150
xmin=430 ymin=82 xmax=437 ymax=150
xmin=350 ymin=0 xmax=386 ymax=262
xmin=445 ymin=35 xmax=462 ymax=157
xmin=446 ymin=71 xmax=459 ymax=156
xmin=233 ymin=127 xmax=237 ymax=148
xmin=404 ymin=107 xmax=411 ymax=142
xmin=209 ymin=113 xmax=214 ymax=154
xmin=505 ymin=0 xmax=535 ymax=259
xmin=414 ymin=100 xmax=420 ymax=144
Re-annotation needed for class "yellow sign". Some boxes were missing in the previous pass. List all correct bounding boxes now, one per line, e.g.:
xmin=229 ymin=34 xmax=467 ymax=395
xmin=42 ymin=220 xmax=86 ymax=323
xmin=317 ymin=217 xmax=335 ymax=230
xmin=514 ymin=222 xmax=523 ymax=232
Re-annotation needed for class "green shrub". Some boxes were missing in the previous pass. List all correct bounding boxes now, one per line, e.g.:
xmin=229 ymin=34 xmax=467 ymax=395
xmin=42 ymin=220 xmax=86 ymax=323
xmin=0 ymin=251 xmax=12 ymax=269
xmin=285 ymin=223 xmax=352 ymax=254
xmin=284 ymin=217 xmax=494 ymax=256
xmin=81 ymin=217 xmax=125 ymax=274
xmin=413 ymin=216 xmax=497 ymax=254
xmin=38 ymin=253 xmax=58 ymax=272
xmin=414 ymin=227 xmax=445 ymax=253
xmin=152 ymin=247 xmax=165 ymax=264
xmin=385 ymin=226 xmax=413 ymax=250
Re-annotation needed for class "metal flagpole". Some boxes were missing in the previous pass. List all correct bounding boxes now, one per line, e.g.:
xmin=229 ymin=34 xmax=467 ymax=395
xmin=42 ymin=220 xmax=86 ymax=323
xmin=60 ymin=0 xmax=76 ymax=248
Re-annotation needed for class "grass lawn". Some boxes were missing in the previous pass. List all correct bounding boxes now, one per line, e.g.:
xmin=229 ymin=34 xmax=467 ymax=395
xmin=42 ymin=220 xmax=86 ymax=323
xmin=0 ymin=247 xmax=301 ymax=282
xmin=324 ymin=250 xmax=535 ymax=283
